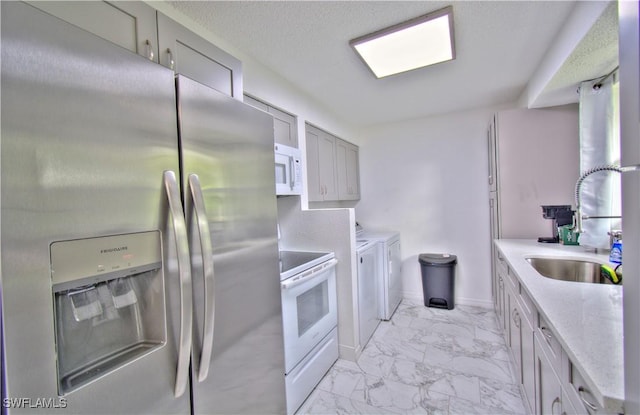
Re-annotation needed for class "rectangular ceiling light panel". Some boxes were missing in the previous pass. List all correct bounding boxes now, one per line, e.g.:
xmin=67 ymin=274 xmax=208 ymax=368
xmin=350 ymin=6 xmax=455 ymax=78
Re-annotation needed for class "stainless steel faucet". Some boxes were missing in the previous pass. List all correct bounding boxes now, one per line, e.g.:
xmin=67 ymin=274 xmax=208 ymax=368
xmin=574 ymin=164 xmax=624 ymax=233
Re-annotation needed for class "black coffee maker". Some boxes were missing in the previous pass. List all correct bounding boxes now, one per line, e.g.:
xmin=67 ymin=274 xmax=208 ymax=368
xmin=538 ymin=205 xmax=574 ymax=243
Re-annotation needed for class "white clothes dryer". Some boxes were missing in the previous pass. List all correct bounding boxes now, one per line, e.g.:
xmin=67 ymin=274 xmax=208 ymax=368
xmin=358 ymin=230 xmax=402 ymax=320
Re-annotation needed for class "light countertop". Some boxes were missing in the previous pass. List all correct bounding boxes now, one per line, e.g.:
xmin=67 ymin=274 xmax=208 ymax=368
xmin=494 ymin=239 xmax=623 ymax=413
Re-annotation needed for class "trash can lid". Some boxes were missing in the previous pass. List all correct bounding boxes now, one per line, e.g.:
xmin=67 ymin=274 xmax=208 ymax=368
xmin=418 ymin=253 xmax=457 ymax=266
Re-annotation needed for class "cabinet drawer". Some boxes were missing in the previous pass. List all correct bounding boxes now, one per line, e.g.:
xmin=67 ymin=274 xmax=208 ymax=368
xmin=518 ymin=287 xmax=535 ymax=327
xmin=536 ymin=313 xmax=562 ymax=371
xmin=496 ymin=250 xmax=508 ymax=275
xmin=496 ymin=251 xmax=518 ymax=291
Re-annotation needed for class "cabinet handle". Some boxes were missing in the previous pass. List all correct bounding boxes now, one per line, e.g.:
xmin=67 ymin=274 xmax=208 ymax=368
xmin=578 ymin=386 xmax=598 ymax=412
xmin=145 ymin=39 xmax=154 ymax=61
xmin=551 ymin=397 xmax=561 ymax=415
xmin=512 ymin=309 xmax=520 ymax=328
xmin=540 ymin=326 xmax=554 ymax=344
xmin=166 ymin=48 xmax=175 ymax=70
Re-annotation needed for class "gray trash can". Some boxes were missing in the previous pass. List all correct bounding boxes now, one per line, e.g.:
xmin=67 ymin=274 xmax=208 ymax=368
xmin=418 ymin=253 xmax=457 ymax=310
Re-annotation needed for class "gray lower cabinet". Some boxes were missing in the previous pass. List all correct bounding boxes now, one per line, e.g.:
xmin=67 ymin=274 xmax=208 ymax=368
xmin=27 ymin=1 xmax=242 ymax=99
xmin=496 ymin=254 xmax=535 ymax=413
xmin=495 ymin=247 xmax=607 ymax=415
xmin=535 ymin=335 xmax=564 ymax=415
xmin=495 ymin=254 xmax=508 ymax=339
xmin=534 ymin=331 xmax=586 ymax=415
xmin=25 ymin=1 xmax=158 ymax=61
xmin=244 ymin=95 xmax=298 ymax=147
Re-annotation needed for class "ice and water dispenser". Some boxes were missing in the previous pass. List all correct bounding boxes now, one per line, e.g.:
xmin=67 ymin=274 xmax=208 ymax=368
xmin=51 ymin=231 xmax=165 ymax=394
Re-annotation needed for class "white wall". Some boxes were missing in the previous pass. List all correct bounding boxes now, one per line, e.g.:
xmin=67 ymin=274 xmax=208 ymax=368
xmin=355 ymin=106 xmax=510 ymax=308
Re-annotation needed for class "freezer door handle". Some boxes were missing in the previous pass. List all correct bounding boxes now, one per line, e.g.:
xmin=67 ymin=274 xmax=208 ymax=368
xmin=163 ymin=170 xmax=193 ymax=398
xmin=187 ymin=174 xmax=216 ymax=383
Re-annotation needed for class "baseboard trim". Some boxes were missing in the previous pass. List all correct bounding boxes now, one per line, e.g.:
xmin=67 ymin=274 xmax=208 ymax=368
xmin=401 ymin=291 xmax=492 ymax=309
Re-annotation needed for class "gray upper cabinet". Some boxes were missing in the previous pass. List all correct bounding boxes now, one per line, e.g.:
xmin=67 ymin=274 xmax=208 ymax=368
xmin=243 ymin=95 xmax=269 ymax=112
xmin=306 ymin=124 xmax=359 ymax=202
xmin=26 ymin=1 xmax=158 ymax=61
xmin=306 ymin=125 xmax=338 ymax=202
xmin=157 ymin=12 xmax=242 ymax=99
xmin=25 ymin=2 xmax=243 ymax=99
xmin=336 ymin=139 xmax=360 ymax=200
xmin=244 ymin=95 xmax=298 ymax=147
xmin=270 ymin=107 xmax=298 ymax=148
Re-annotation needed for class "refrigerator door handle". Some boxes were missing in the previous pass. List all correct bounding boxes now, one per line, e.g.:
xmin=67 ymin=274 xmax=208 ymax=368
xmin=163 ymin=170 xmax=193 ymax=398
xmin=187 ymin=174 xmax=216 ymax=383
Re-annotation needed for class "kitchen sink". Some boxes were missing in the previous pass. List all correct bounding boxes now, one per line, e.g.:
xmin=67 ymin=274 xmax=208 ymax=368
xmin=526 ymin=257 xmax=618 ymax=285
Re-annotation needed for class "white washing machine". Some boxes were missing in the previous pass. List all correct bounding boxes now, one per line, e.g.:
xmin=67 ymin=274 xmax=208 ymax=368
xmin=358 ymin=230 xmax=402 ymax=321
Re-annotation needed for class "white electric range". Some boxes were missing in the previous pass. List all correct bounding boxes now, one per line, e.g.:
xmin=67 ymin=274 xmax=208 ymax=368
xmin=279 ymin=250 xmax=338 ymax=414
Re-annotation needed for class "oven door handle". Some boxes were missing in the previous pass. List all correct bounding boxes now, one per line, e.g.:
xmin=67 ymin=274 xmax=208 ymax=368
xmin=281 ymin=258 xmax=338 ymax=290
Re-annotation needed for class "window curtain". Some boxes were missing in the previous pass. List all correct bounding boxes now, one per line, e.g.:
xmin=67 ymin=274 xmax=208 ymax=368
xmin=578 ymin=73 xmax=620 ymax=249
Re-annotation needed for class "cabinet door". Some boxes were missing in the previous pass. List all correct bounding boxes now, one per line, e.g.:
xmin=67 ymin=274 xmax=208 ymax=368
xmin=243 ymin=94 xmax=269 ymax=112
xmin=336 ymin=139 xmax=360 ymax=200
xmin=269 ymin=107 xmax=298 ymax=147
xmin=488 ymin=117 xmax=498 ymax=192
xmin=535 ymin=336 xmax=563 ymax=415
xmin=244 ymin=95 xmax=298 ymax=148
xmin=318 ymin=132 xmax=338 ymax=201
xmin=495 ymin=267 xmax=506 ymax=333
xmin=157 ymin=12 xmax=242 ymax=98
xmin=508 ymin=289 xmax=522 ymax=379
xmin=305 ymin=125 xmax=323 ymax=201
xmin=521 ymin=308 xmax=536 ymax=414
xmin=26 ymin=1 xmax=157 ymax=61
xmin=489 ymin=195 xmax=499 ymax=308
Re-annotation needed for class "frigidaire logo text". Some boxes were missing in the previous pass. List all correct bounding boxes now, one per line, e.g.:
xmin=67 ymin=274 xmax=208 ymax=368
xmin=100 ymin=246 xmax=128 ymax=254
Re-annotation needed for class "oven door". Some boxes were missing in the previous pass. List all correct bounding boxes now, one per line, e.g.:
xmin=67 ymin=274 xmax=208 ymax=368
xmin=281 ymin=258 xmax=337 ymax=373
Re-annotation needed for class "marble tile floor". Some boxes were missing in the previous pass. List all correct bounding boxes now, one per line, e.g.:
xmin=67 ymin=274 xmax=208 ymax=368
xmin=297 ymin=299 xmax=527 ymax=415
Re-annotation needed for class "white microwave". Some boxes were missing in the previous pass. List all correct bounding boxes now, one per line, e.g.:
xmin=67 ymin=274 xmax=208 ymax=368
xmin=275 ymin=144 xmax=303 ymax=195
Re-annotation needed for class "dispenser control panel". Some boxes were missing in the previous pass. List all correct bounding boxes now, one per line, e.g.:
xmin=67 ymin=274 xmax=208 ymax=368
xmin=50 ymin=231 xmax=161 ymax=292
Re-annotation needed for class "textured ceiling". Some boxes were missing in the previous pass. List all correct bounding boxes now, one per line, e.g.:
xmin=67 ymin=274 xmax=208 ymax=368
xmin=542 ymin=2 xmax=618 ymax=97
xmin=166 ymin=1 xmax=614 ymax=128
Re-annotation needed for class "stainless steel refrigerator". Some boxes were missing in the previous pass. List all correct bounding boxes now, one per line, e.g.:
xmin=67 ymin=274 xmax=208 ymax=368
xmin=0 ymin=2 xmax=286 ymax=413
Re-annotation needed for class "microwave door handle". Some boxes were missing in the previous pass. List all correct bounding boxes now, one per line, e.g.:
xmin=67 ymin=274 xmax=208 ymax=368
xmin=289 ymin=156 xmax=295 ymax=190
xmin=163 ymin=170 xmax=193 ymax=398
xmin=187 ymin=174 xmax=216 ymax=383
xmin=281 ymin=258 xmax=338 ymax=290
